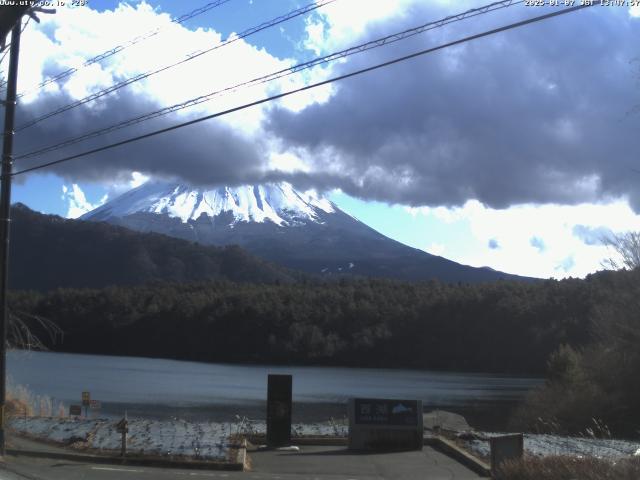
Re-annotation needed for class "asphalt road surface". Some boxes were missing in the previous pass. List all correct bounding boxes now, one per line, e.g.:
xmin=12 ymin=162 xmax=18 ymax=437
xmin=1 ymin=445 xmax=482 ymax=480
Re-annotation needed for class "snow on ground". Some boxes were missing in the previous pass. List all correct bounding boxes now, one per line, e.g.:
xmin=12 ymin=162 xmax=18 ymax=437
xmin=8 ymin=416 xmax=348 ymax=459
xmin=9 ymin=417 xmax=232 ymax=460
xmin=237 ymin=417 xmax=348 ymax=438
xmin=460 ymin=432 xmax=640 ymax=459
xmin=11 ymin=415 xmax=640 ymax=461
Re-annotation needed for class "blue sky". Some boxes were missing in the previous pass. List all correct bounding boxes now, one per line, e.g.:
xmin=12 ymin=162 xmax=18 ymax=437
xmin=8 ymin=0 xmax=640 ymax=279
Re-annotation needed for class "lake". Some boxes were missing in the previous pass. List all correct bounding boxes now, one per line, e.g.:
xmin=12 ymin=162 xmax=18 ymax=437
xmin=8 ymin=350 xmax=542 ymax=428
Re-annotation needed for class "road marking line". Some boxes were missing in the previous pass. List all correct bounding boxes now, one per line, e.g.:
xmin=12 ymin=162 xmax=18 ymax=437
xmin=91 ymin=466 xmax=143 ymax=473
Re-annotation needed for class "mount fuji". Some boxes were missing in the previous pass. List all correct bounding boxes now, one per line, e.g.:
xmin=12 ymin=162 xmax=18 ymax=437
xmin=82 ymin=181 xmax=529 ymax=283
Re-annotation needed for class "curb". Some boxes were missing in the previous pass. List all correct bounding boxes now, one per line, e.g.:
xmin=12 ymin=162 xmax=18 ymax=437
xmin=247 ymin=434 xmax=347 ymax=447
xmin=425 ymin=435 xmax=491 ymax=477
xmin=230 ymin=438 xmax=248 ymax=469
xmin=6 ymin=442 xmax=247 ymax=471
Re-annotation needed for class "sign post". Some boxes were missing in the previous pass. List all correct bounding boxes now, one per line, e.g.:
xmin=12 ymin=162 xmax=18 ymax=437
xmin=116 ymin=415 xmax=128 ymax=457
xmin=348 ymin=398 xmax=423 ymax=451
xmin=266 ymin=374 xmax=292 ymax=447
xmin=69 ymin=405 xmax=82 ymax=417
xmin=81 ymin=391 xmax=90 ymax=418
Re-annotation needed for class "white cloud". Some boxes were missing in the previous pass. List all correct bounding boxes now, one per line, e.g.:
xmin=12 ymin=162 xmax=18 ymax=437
xmin=129 ymin=171 xmax=149 ymax=188
xmin=21 ymin=1 xmax=299 ymax=136
xmin=268 ymin=150 xmax=309 ymax=173
xmin=302 ymin=0 xmax=413 ymax=55
xmin=285 ymin=0 xmax=417 ymax=112
xmin=62 ymin=184 xmax=107 ymax=219
xmin=425 ymin=242 xmax=445 ymax=256
xmin=404 ymin=206 xmax=429 ymax=217
xmin=105 ymin=171 xmax=150 ymax=197
xmin=303 ymin=14 xmax=327 ymax=56
xmin=410 ymin=199 xmax=640 ymax=279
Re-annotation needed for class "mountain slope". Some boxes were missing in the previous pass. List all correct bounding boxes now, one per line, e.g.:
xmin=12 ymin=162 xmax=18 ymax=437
xmin=9 ymin=204 xmax=297 ymax=291
xmin=83 ymin=182 xmax=534 ymax=283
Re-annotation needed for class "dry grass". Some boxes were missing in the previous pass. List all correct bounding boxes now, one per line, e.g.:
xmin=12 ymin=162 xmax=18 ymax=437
xmin=5 ymin=382 xmax=65 ymax=418
xmin=6 ymin=384 xmax=35 ymax=416
xmin=494 ymin=455 xmax=640 ymax=480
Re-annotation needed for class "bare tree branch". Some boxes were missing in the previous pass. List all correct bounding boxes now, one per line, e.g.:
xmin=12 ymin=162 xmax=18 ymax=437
xmin=7 ymin=309 xmax=62 ymax=350
xmin=600 ymin=231 xmax=640 ymax=271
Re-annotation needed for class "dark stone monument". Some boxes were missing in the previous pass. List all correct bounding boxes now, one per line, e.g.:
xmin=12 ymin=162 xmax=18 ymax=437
xmin=266 ymin=374 xmax=292 ymax=447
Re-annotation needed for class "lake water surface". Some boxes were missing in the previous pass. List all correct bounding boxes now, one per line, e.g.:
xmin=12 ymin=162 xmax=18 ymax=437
xmin=8 ymin=350 xmax=542 ymax=428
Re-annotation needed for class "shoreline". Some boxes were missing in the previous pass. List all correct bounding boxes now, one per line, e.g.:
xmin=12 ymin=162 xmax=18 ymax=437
xmin=51 ymin=398 xmax=521 ymax=432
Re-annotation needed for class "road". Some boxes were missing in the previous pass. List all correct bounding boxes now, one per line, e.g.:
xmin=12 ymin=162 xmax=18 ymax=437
xmin=1 ymin=445 xmax=482 ymax=480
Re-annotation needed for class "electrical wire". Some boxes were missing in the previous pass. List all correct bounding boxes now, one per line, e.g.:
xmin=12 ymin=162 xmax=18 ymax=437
xmin=10 ymin=3 xmax=595 ymax=178
xmin=15 ymin=0 xmax=525 ymax=161
xmin=14 ymin=0 xmax=336 ymax=132
xmin=1 ymin=0 xmax=233 ymax=99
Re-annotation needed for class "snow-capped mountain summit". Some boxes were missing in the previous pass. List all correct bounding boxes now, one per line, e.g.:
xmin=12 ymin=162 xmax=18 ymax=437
xmin=83 ymin=181 xmax=531 ymax=283
xmin=85 ymin=181 xmax=335 ymax=227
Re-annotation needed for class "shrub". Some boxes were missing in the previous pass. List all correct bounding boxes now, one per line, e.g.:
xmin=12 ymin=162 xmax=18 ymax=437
xmin=509 ymin=344 xmax=612 ymax=435
xmin=5 ymin=383 xmax=64 ymax=418
xmin=494 ymin=456 xmax=640 ymax=480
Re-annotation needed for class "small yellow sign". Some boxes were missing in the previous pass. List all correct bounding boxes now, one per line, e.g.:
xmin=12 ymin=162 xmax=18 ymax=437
xmin=81 ymin=391 xmax=90 ymax=406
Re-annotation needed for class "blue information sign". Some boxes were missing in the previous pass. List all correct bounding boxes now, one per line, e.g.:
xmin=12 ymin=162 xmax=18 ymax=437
xmin=354 ymin=398 xmax=419 ymax=426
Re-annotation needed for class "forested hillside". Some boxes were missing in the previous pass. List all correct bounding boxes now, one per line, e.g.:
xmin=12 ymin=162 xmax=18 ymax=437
xmin=9 ymin=203 xmax=298 ymax=289
xmin=11 ymin=270 xmax=625 ymax=374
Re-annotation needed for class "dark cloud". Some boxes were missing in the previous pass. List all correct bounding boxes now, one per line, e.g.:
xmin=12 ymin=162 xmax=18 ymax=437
xmin=530 ymin=236 xmax=546 ymax=252
xmin=14 ymin=89 xmax=270 ymax=187
xmin=266 ymin=4 xmax=640 ymax=209
xmin=488 ymin=238 xmax=500 ymax=249
xmin=15 ymin=3 xmax=640 ymax=212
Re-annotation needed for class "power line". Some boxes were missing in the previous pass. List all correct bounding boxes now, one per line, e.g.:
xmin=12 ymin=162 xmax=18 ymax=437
xmin=14 ymin=0 xmax=336 ymax=132
xmin=1 ymin=0 xmax=232 ymax=99
xmin=15 ymin=0 xmax=525 ymax=161
xmin=10 ymin=3 xmax=594 ymax=178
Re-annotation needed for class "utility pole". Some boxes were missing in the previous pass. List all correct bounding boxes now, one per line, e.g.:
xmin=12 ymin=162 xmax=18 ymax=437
xmin=0 ymin=6 xmax=54 ymax=455
xmin=0 ymin=17 xmax=22 ymax=456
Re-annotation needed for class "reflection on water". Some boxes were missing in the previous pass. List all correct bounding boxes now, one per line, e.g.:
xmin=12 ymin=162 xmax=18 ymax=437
xmin=8 ymin=350 xmax=541 ymax=427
